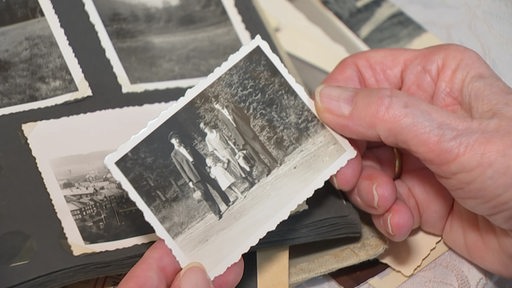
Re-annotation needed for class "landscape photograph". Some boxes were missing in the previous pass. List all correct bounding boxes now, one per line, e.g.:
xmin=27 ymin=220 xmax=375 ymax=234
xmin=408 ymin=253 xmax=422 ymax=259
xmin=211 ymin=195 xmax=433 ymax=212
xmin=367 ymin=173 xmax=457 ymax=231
xmin=88 ymin=0 xmax=248 ymax=90
xmin=0 ymin=0 xmax=83 ymax=115
xmin=51 ymin=151 xmax=154 ymax=245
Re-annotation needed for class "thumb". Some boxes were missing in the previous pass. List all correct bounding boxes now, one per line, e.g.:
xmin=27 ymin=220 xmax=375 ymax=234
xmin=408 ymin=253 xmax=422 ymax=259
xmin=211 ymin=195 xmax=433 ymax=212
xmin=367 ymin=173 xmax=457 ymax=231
xmin=171 ymin=263 xmax=213 ymax=288
xmin=314 ymin=85 xmax=462 ymax=163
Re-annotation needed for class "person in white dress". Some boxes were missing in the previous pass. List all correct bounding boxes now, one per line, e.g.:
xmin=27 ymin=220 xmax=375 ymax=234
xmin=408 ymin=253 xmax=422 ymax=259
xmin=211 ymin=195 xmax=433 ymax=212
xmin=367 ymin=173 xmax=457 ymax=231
xmin=203 ymin=123 xmax=253 ymax=184
xmin=206 ymin=156 xmax=244 ymax=202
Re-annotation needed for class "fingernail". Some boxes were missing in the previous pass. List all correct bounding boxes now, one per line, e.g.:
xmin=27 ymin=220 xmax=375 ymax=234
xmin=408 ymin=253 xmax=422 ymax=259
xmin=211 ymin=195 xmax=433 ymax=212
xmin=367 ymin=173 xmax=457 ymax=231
xmin=315 ymin=85 xmax=355 ymax=116
xmin=179 ymin=263 xmax=213 ymax=288
xmin=372 ymin=183 xmax=379 ymax=209
xmin=330 ymin=175 xmax=340 ymax=190
xmin=386 ymin=213 xmax=394 ymax=236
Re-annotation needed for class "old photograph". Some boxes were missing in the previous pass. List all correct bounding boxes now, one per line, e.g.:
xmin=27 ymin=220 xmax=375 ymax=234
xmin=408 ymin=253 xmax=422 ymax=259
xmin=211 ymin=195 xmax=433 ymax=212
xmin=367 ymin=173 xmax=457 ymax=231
xmin=105 ymin=37 xmax=356 ymax=277
xmin=50 ymin=151 xmax=154 ymax=245
xmin=22 ymin=103 xmax=171 ymax=254
xmin=0 ymin=0 xmax=90 ymax=116
xmin=84 ymin=0 xmax=251 ymax=92
xmin=321 ymin=0 xmax=439 ymax=49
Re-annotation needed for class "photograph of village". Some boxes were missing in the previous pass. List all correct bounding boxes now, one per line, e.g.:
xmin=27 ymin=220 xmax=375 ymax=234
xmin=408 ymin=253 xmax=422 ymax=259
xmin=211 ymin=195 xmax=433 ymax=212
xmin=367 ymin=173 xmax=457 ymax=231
xmin=23 ymin=103 xmax=169 ymax=254
xmin=0 ymin=0 xmax=88 ymax=115
xmin=51 ymin=151 xmax=154 ymax=245
xmin=86 ymin=0 xmax=248 ymax=90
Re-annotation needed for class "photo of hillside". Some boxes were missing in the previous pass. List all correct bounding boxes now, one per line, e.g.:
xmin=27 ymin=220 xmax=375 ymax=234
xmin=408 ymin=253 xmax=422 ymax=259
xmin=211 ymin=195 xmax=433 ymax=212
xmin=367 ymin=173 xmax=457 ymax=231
xmin=0 ymin=0 xmax=77 ymax=111
xmin=92 ymin=0 xmax=242 ymax=85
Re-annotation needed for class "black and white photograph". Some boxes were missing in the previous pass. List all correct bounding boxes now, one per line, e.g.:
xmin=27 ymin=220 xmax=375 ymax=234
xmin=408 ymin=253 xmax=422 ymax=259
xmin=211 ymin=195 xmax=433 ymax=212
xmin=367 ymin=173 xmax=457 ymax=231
xmin=105 ymin=37 xmax=356 ymax=277
xmin=50 ymin=151 xmax=154 ymax=245
xmin=0 ymin=0 xmax=90 ymax=116
xmin=23 ymin=103 xmax=171 ymax=254
xmin=322 ymin=0 xmax=439 ymax=49
xmin=83 ymin=0 xmax=251 ymax=92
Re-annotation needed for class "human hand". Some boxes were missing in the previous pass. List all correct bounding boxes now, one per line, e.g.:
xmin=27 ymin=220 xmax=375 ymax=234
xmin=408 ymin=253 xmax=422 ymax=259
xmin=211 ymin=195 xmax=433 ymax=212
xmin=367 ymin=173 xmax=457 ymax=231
xmin=118 ymin=239 xmax=244 ymax=288
xmin=314 ymin=44 xmax=512 ymax=277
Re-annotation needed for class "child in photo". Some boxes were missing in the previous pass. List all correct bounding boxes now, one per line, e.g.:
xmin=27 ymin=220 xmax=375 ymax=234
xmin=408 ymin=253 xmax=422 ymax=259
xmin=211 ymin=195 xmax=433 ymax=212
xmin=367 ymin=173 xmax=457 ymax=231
xmin=206 ymin=156 xmax=244 ymax=203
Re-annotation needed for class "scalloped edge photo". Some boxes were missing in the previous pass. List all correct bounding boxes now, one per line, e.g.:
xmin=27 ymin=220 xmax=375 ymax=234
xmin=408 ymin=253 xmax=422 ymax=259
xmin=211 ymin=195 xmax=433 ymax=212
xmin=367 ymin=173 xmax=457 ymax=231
xmin=22 ymin=103 xmax=174 ymax=254
xmin=105 ymin=36 xmax=356 ymax=277
xmin=0 ymin=0 xmax=91 ymax=116
xmin=83 ymin=0 xmax=251 ymax=93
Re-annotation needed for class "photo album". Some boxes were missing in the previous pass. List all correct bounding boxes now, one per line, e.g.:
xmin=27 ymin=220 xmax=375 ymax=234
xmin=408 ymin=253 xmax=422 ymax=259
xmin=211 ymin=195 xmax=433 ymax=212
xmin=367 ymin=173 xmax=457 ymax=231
xmin=4 ymin=0 xmax=470 ymax=286
xmin=4 ymin=0 xmax=364 ymax=286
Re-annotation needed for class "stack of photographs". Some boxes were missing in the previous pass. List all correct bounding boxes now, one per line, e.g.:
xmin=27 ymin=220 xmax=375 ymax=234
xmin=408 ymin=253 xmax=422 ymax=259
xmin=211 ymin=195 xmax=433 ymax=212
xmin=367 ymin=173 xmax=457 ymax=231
xmin=1 ymin=0 xmax=269 ymax=287
xmin=254 ymin=181 xmax=361 ymax=249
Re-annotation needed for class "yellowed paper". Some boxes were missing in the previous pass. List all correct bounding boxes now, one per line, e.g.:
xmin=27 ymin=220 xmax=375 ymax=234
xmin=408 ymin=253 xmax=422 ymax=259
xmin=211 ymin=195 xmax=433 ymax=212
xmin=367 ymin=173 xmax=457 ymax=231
xmin=378 ymin=230 xmax=441 ymax=277
xmin=257 ymin=246 xmax=290 ymax=288
xmin=368 ymin=233 xmax=449 ymax=288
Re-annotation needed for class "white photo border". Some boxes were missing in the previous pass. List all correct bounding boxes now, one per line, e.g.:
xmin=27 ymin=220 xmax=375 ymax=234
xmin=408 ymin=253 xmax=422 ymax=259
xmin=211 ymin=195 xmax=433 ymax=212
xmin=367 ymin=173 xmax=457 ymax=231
xmin=83 ymin=0 xmax=252 ymax=93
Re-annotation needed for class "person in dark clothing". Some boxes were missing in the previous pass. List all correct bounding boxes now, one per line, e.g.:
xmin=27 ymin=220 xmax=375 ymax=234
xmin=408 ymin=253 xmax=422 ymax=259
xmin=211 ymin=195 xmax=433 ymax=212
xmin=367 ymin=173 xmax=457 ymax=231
xmin=168 ymin=132 xmax=231 ymax=219
xmin=213 ymin=101 xmax=278 ymax=174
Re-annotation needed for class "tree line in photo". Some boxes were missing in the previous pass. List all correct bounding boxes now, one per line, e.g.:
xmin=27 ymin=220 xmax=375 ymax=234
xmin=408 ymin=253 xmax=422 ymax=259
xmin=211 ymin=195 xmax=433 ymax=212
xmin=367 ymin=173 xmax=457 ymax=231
xmin=0 ymin=0 xmax=43 ymax=28
xmin=195 ymin=47 xmax=322 ymax=161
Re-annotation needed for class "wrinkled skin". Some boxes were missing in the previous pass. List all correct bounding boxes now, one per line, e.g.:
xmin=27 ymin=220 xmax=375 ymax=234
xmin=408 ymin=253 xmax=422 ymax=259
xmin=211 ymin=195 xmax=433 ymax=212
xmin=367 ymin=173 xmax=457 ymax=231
xmin=118 ymin=44 xmax=512 ymax=287
xmin=314 ymin=44 xmax=512 ymax=278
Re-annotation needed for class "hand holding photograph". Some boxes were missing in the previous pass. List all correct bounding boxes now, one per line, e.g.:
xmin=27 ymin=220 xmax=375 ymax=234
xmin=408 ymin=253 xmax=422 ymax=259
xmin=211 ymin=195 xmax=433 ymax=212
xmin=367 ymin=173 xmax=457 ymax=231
xmin=105 ymin=36 xmax=356 ymax=277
